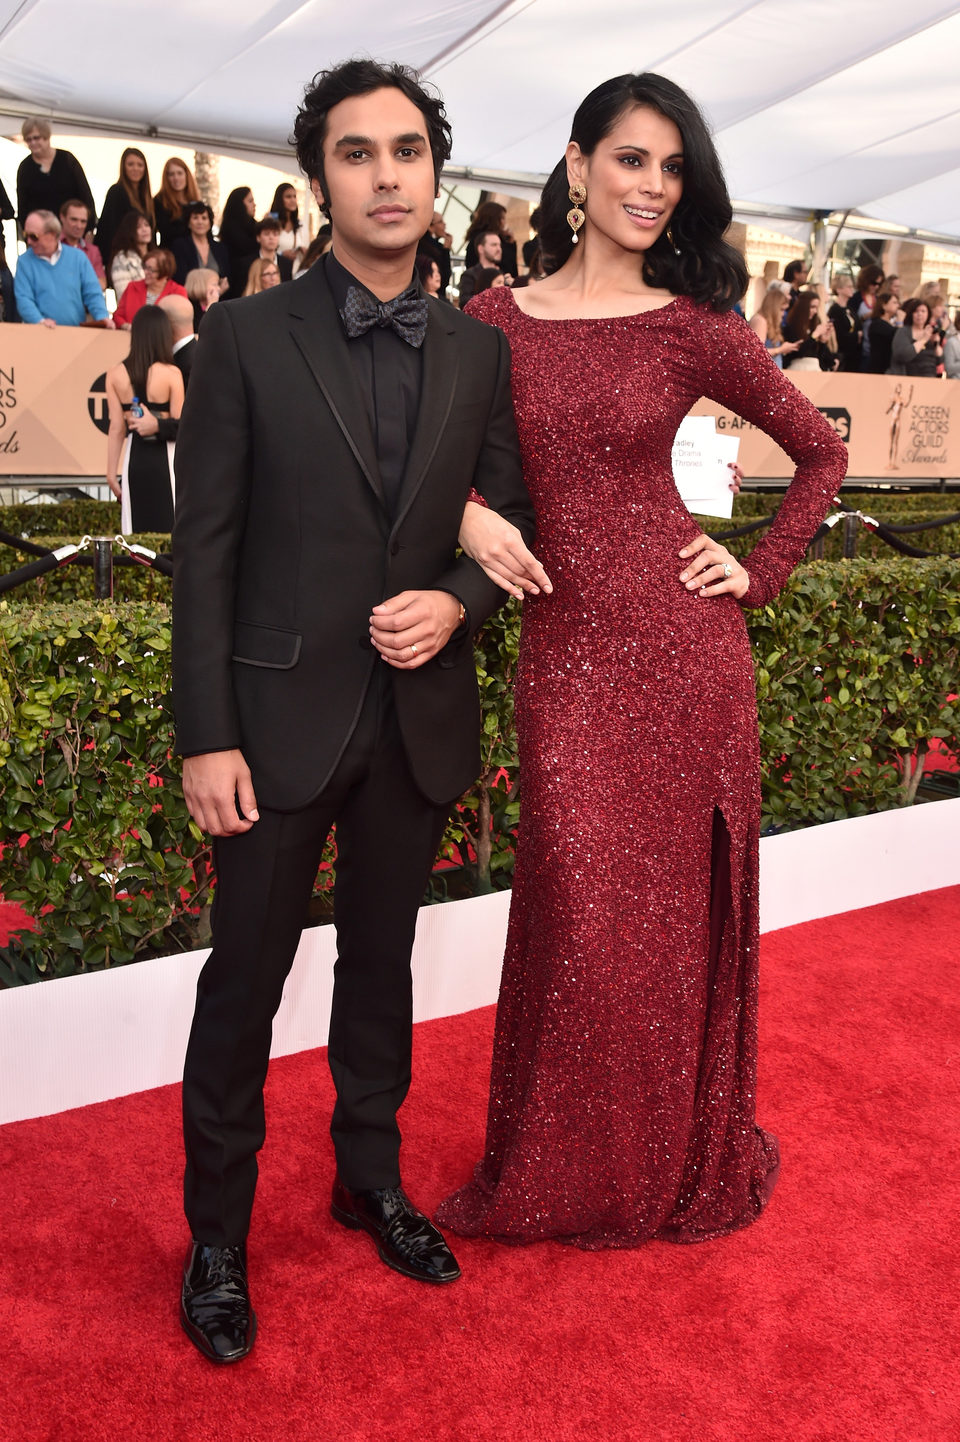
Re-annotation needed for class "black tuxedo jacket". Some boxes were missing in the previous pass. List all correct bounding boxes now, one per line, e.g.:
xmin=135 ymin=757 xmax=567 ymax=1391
xmin=172 ymin=257 xmax=534 ymax=811
xmin=173 ymin=337 xmax=196 ymax=387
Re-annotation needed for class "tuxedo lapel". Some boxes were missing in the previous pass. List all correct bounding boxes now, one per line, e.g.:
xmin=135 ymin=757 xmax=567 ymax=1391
xmin=392 ymin=302 xmax=459 ymax=535
xmin=286 ymin=262 xmax=386 ymax=509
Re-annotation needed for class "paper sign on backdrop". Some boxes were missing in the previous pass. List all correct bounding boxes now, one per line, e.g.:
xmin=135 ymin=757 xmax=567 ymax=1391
xmin=671 ymin=415 xmax=740 ymax=518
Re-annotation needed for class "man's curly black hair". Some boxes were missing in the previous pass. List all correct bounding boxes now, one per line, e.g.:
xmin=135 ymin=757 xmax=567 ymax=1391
xmin=293 ymin=59 xmax=452 ymax=216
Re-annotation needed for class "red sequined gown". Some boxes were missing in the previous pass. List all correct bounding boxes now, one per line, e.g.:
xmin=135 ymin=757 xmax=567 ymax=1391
xmin=437 ymin=287 xmax=848 ymax=1249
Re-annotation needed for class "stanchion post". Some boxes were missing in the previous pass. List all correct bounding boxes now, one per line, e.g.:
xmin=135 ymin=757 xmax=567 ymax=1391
xmin=842 ymin=512 xmax=859 ymax=559
xmin=93 ymin=537 xmax=114 ymax=600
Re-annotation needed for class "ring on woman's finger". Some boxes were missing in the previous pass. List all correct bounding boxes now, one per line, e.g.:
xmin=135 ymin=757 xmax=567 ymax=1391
xmin=410 ymin=644 xmax=418 ymax=656
xmin=722 ymin=563 xmax=733 ymax=578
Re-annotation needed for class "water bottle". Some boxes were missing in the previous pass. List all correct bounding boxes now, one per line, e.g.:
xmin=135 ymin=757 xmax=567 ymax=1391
xmin=131 ymin=395 xmax=143 ymax=418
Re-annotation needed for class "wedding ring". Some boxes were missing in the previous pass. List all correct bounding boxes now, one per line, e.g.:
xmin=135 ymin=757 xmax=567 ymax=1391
xmin=722 ymin=563 xmax=733 ymax=578
xmin=410 ymin=644 xmax=418 ymax=656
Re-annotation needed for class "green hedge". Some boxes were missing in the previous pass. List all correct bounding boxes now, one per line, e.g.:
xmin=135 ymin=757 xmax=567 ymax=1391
xmin=1 ymin=557 xmax=958 ymax=983
xmin=0 ymin=500 xmax=125 ymax=538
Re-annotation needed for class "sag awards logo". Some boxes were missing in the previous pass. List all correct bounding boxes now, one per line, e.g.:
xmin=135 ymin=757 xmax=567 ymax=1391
xmin=0 ymin=364 xmax=18 ymax=453
xmin=885 ymin=384 xmax=951 ymax=470
xmin=88 ymin=372 xmax=111 ymax=435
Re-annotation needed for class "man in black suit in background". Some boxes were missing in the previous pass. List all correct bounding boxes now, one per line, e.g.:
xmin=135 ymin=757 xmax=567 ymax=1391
xmin=158 ymin=293 xmax=197 ymax=385
xmin=172 ymin=59 xmax=534 ymax=1364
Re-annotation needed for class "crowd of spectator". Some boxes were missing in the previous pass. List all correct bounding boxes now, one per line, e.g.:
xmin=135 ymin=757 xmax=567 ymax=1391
xmin=0 ymin=117 xmax=338 ymax=332
xmin=3 ymin=116 xmax=957 ymax=386
xmin=748 ymin=258 xmax=955 ymax=380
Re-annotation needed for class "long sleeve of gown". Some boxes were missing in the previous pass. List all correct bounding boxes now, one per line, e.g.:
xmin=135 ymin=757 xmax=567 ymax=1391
xmin=700 ymin=310 xmax=848 ymax=608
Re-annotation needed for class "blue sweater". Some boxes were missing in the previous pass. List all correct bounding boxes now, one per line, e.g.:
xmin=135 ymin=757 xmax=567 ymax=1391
xmin=14 ymin=244 xmax=108 ymax=325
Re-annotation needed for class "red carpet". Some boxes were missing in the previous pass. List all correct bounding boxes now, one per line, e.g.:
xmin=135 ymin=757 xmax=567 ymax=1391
xmin=1 ymin=888 xmax=957 ymax=1442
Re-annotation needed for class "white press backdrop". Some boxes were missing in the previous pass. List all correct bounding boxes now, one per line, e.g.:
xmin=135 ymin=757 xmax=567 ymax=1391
xmin=1 ymin=1 xmax=960 ymax=238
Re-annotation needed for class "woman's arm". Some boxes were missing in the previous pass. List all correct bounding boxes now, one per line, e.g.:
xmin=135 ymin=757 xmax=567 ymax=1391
xmin=105 ymin=370 xmax=127 ymax=498
xmin=699 ymin=312 xmax=847 ymax=608
xmin=458 ymin=501 xmax=552 ymax=598
xmin=167 ymin=366 xmax=185 ymax=419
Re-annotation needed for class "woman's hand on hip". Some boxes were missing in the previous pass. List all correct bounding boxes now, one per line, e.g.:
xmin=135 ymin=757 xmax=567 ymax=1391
xmin=679 ymin=534 xmax=750 ymax=600
xmin=458 ymin=500 xmax=552 ymax=599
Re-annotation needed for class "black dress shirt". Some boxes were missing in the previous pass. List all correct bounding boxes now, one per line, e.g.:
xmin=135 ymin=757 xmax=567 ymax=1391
xmin=325 ymin=250 xmax=423 ymax=516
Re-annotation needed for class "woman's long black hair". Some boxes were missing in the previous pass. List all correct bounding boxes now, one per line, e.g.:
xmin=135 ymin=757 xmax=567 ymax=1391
xmin=539 ymin=72 xmax=746 ymax=312
xmin=219 ymin=187 xmax=258 ymax=254
xmin=123 ymin=306 xmax=173 ymax=398
xmin=270 ymin=182 xmax=299 ymax=233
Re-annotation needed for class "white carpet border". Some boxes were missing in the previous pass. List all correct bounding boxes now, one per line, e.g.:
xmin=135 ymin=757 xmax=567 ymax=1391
xmin=2 ymin=797 xmax=957 ymax=1125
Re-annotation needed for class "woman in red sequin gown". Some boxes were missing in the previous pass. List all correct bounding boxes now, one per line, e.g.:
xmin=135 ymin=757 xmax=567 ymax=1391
xmin=437 ymin=74 xmax=847 ymax=1249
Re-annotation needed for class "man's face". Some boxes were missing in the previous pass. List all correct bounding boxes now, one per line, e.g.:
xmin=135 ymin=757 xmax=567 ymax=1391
xmin=61 ymin=206 xmax=89 ymax=243
xmin=312 ymin=86 xmax=437 ymax=259
xmin=430 ymin=211 xmax=446 ymax=237
xmin=477 ymin=233 xmax=502 ymax=266
xmin=795 ymin=266 xmax=808 ymax=287
xmin=23 ymin=215 xmax=58 ymax=258
xmin=259 ymin=226 xmax=280 ymax=256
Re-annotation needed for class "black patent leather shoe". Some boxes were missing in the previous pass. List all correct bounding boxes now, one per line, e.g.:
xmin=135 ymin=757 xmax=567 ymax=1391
xmin=180 ymin=1240 xmax=257 ymax=1363
xmin=331 ymin=1177 xmax=461 ymax=1284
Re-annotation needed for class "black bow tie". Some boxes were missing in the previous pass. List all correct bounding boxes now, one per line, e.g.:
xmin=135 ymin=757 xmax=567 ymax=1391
xmin=340 ymin=285 xmax=429 ymax=348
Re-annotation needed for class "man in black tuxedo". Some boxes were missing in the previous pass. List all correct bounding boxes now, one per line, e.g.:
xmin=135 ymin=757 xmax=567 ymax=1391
xmin=158 ymin=294 xmax=197 ymax=385
xmin=172 ymin=59 xmax=534 ymax=1364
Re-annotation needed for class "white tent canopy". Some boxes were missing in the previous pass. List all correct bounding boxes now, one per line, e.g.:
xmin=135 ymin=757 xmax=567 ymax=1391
xmin=2 ymin=0 xmax=960 ymax=241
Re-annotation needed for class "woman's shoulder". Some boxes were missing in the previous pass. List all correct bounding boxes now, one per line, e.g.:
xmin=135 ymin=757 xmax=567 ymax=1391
xmin=463 ymin=286 xmax=514 ymax=326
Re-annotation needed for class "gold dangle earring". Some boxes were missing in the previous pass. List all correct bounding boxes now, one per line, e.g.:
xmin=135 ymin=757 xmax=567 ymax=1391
xmin=567 ymin=183 xmax=586 ymax=244
xmin=666 ymin=225 xmax=681 ymax=256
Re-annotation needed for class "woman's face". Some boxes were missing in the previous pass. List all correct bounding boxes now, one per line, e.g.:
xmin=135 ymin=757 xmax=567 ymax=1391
xmin=143 ymin=257 xmax=161 ymax=286
xmin=243 ymin=191 xmax=256 ymax=216
xmin=883 ymin=295 xmax=899 ymax=318
xmin=809 ymin=296 xmax=820 ymax=321
xmin=24 ymin=128 xmax=51 ymax=157
xmin=124 ymin=153 xmax=146 ymax=183
xmin=190 ymin=209 xmax=211 ymax=237
xmin=281 ymin=187 xmax=297 ymax=214
xmin=205 ymin=279 xmax=221 ymax=307
xmin=167 ymin=163 xmax=187 ymax=193
xmin=424 ymin=260 xmax=441 ymax=295
xmin=136 ymin=217 xmax=153 ymax=247
xmin=835 ymin=279 xmax=853 ymax=303
xmin=490 ymin=273 xmax=506 ymax=289
xmin=914 ymin=304 xmax=929 ymax=328
xmin=261 ymin=264 xmax=281 ymax=289
xmin=568 ymin=103 xmax=683 ymax=259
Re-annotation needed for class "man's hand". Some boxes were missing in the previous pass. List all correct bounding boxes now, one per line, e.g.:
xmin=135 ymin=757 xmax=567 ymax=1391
xmin=459 ymin=501 xmax=552 ymax=599
xmin=182 ymin=749 xmax=259 ymax=837
xmin=127 ymin=409 xmax=159 ymax=437
xmin=370 ymin=590 xmax=462 ymax=669
xmin=41 ymin=317 xmax=57 ymax=328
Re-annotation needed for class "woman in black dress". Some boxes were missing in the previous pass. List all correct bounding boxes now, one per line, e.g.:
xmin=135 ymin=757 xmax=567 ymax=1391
xmin=15 ymin=116 xmax=96 ymax=229
xmin=96 ymin=148 xmax=155 ymax=265
xmin=153 ymin=157 xmax=201 ymax=248
xmin=171 ymin=202 xmax=230 ymax=289
xmin=218 ymin=187 xmax=259 ymax=298
xmin=105 ymin=306 xmax=183 ymax=534
xmin=866 ymin=291 xmax=900 ymax=374
xmin=782 ymin=291 xmax=838 ymax=371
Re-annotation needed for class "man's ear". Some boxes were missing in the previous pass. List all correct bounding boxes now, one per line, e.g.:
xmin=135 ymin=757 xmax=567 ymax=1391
xmin=310 ymin=177 xmax=327 ymax=212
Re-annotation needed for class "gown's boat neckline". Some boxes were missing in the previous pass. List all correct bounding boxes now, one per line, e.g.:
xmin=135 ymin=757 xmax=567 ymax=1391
xmin=504 ymin=287 xmax=683 ymax=324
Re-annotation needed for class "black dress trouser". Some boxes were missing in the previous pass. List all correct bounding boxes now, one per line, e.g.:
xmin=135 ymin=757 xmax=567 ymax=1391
xmin=182 ymin=668 xmax=450 ymax=1245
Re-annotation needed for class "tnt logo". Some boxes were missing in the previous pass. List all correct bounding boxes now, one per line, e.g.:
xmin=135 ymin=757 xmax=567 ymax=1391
xmin=817 ymin=407 xmax=851 ymax=445
xmin=88 ymin=373 xmax=110 ymax=434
